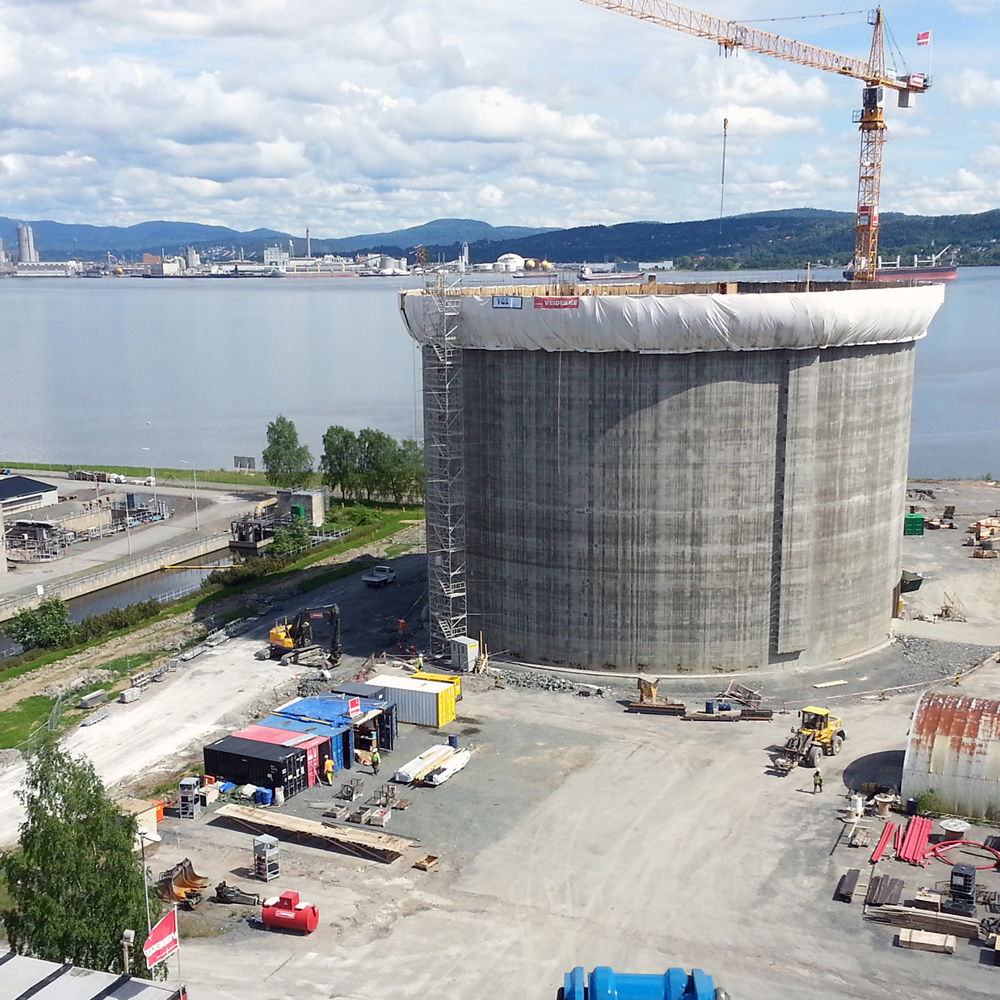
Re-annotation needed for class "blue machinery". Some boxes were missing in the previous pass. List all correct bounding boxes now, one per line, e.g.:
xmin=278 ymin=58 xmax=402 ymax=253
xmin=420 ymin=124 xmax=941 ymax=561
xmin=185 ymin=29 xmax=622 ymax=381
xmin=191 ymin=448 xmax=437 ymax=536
xmin=562 ymin=967 xmax=727 ymax=1000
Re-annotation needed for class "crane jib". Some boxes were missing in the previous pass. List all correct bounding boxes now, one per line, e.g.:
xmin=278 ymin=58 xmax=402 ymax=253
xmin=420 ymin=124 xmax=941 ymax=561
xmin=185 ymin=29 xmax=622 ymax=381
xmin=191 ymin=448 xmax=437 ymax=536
xmin=580 ymin=0 xmax=931 ymax=282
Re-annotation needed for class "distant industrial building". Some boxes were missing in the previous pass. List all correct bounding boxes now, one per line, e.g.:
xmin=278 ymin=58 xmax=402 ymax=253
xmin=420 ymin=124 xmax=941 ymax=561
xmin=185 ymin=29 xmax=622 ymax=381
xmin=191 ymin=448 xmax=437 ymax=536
xmin=0 ymin=475 xmax=59 ymax=516
xmin=902 ymin=692 xmax=1000 ymax=819
xmin=263 ymin=244 xmax=406 ymax=276
xmin=402 ymin=279 xmax=944 ymax=672
xmin=16 ymin=222 xmax=38 ymax=263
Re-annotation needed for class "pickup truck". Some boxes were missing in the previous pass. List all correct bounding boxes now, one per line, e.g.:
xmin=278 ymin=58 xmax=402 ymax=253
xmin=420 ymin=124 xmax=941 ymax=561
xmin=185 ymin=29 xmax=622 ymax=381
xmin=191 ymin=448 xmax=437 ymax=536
xmin=362 ymin=565 xmax=396 ymax=588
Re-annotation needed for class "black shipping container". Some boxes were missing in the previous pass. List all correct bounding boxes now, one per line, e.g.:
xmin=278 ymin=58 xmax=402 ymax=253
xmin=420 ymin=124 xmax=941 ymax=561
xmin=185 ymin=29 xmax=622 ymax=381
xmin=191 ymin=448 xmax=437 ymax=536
xmin=332 ymin=682 xmax=388 ymax=702
xmin=203 ymin=736 xmax=308 ymax=798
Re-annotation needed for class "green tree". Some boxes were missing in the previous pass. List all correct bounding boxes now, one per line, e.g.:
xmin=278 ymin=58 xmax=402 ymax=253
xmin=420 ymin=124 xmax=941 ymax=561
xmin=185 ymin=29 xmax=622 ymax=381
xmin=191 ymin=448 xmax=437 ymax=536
xmin=320 ymin=425 xmax=360 ymax=499
xmin=262 ymin=415 xmax=312 ymax=488
xmin=1 ymin=738 xmax=161 ymax=976
xmin=356 ymin=428 xmax=397 ymax=500
xmin=2 ymin=597 xmax=78 ymax=649
xmin=270 ymin=517 xmax=310 ymax=555
xmin=386 ymin=438 xmax=425 ymax=503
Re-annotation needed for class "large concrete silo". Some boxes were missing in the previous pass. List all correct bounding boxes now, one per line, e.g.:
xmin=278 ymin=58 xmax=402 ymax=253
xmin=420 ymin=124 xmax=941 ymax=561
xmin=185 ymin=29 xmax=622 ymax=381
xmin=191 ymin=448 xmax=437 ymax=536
xmin=401 ymin=279 xmax=944 ymax=673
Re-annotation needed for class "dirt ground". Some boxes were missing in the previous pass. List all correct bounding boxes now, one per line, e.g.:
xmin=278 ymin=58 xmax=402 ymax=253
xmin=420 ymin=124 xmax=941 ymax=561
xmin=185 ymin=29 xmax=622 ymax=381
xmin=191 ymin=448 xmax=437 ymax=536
xmin=3 ymin=482 xmax=1000 ymax=998
xmin=152 ymin=663 xmax=1000 ymax=1000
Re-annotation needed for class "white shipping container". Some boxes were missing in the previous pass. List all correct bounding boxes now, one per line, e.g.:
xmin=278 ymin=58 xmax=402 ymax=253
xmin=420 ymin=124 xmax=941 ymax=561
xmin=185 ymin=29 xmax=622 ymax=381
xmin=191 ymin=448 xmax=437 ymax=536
xmin=367 ymin=674 xmax=451 ymax=727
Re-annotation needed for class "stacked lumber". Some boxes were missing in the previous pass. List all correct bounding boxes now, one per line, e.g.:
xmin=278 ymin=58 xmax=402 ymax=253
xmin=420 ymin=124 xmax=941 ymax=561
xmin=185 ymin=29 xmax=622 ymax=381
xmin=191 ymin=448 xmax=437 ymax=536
xmin=835 ymin=869 xmax=861 ymax=903
xmin=215 ymin=802 xmax=410 ymax=863
xmin=897 ymin=929 xmax=956 ymax=954
xmin=866 ymin=875 xmax=904 ymax=907
xmin=625 ymin=700 xmax=686 ymax=715
xmin=867 ymin=904 xmax=981 ymax=939
xmin=739 ymin=708 xmax=774 ymax=721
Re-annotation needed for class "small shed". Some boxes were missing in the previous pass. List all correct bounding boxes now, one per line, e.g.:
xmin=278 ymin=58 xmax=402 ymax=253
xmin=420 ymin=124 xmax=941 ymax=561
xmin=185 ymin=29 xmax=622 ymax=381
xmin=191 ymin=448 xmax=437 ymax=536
xmin=116 ymin=796 xmax=159 ymax=851
xmin=901 ymin=692 xmax=1000 ymax=819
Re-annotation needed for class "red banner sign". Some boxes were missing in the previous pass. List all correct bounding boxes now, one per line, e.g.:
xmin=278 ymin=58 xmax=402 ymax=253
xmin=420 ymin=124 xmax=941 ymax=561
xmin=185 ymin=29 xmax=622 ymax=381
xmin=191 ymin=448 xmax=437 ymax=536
xmin=534 ymin=296 xmax=580 ymax=309
xmin=348 ymin=697 xmax=361 ymax=717
xmin=143 ymin=907 xmax=179 ymax=968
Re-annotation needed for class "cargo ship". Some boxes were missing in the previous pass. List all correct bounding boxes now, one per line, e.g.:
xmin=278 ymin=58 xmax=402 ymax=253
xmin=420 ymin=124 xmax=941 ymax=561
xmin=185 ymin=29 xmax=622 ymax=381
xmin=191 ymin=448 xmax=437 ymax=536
xmin=843 ymin=245 xmax=957 ymax=282
xmin=578 ymin=265 xmax=645 ymax=282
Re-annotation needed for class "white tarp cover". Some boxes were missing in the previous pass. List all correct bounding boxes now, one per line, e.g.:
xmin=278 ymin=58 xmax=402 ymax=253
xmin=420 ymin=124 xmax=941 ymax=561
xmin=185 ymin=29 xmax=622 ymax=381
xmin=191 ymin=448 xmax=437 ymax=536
xmin=401 ymin=283 xmax=945 ymax=354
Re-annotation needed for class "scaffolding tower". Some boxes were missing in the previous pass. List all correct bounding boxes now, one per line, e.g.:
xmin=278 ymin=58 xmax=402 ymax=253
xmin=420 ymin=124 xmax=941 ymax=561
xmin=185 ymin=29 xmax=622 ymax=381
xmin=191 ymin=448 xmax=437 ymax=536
xmin=421 ymin=276 xmax=467 ymax=657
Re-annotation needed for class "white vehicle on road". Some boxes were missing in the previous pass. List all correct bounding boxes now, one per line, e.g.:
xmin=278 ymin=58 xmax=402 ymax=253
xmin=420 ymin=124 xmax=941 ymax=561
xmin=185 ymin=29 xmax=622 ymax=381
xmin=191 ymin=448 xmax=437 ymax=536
xmin=362 ymin=565 xmax=396 ymax=587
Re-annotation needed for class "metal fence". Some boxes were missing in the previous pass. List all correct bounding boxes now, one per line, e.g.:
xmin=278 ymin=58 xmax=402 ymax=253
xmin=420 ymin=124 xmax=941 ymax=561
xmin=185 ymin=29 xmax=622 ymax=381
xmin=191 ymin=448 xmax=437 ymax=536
xmin=0 ymin=532 xmax=229 ymax=620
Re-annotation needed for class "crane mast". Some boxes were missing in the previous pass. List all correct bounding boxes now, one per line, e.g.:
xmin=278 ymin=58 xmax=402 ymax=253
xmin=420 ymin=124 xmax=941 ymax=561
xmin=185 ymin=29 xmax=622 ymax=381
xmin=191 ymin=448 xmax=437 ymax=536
xmin=579 ymin=0 xmax=930 ymax=282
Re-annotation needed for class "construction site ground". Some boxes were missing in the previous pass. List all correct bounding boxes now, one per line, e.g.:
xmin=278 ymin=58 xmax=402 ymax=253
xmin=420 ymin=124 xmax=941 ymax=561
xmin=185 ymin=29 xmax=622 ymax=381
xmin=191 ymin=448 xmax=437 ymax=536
xmin=1 ymin=479 xmax=1000 ymax=998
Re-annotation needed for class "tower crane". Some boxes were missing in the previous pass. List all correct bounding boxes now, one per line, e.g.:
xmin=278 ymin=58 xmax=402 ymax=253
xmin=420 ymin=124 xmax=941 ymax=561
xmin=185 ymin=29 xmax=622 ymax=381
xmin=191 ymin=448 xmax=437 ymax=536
xmin=578 ymin=1 xmax=930 ymax=282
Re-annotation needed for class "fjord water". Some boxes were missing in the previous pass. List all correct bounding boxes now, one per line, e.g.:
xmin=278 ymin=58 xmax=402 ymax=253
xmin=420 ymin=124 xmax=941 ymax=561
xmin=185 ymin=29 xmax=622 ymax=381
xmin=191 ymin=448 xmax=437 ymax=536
xmin=1 ymin=268 xmax=997 ymax=478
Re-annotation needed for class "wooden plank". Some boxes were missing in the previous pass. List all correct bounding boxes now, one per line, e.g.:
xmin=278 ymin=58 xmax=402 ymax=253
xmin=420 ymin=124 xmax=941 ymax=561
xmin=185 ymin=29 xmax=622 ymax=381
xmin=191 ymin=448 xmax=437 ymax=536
xmin=866 ymin=876 xmax=885 ymax=906
xmin=897 ymin=929 xmax=956 ymax=953
xmin=214 ymin=802 xmax=411 ymax=863
xmin=836 ymin=869 xmax=860 ymax=902
xmin=868 ymin=905 xmax=981 ymax=939
xmin=885 ymin=879 xmax=904 ymax=907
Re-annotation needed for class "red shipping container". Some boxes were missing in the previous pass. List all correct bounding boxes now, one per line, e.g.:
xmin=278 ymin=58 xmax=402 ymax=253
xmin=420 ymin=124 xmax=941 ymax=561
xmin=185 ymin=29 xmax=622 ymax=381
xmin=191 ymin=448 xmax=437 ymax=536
xmin=231 ymin=726 xmax=330 ymax=787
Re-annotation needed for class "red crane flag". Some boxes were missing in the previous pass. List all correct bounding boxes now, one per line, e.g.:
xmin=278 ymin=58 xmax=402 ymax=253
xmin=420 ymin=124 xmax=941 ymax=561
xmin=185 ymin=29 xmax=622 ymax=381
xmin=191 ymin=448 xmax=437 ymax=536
xmin=143 ymin=907 xmax=179 ymax=968
xmin=916 ymin=31 xmax=931 ymax=46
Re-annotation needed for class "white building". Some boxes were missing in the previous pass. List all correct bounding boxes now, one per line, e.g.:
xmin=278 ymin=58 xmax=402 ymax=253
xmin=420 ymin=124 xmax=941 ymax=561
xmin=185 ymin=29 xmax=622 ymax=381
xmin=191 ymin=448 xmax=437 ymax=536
xmin=495 ymin=253 xmax=525 ymax=273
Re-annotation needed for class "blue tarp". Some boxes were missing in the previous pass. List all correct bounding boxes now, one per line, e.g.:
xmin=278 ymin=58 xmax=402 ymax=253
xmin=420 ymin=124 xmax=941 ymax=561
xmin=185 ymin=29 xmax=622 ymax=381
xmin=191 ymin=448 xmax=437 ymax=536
xmin=278 ymin=695 xmax=398 ymax=751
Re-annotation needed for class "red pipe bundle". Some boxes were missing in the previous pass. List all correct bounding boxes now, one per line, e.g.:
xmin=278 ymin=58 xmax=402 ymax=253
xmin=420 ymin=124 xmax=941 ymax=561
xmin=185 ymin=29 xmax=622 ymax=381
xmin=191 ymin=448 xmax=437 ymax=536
xmin=871 ymin=820 xmax=896 ymax=864
xmin=897 ymin=816 xmax=933 ymax=865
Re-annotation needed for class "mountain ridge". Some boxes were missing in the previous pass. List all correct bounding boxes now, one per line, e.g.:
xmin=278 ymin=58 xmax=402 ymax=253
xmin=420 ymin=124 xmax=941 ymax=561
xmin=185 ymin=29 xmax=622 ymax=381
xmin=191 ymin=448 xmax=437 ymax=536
xmin=1 ymin=208 xmax=998 ymax=267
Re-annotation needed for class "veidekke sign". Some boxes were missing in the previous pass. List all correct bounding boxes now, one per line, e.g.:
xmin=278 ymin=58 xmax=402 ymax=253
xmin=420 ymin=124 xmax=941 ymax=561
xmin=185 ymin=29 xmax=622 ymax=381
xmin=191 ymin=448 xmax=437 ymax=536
xmin=143 ymin=907 xmax=179 ymax=968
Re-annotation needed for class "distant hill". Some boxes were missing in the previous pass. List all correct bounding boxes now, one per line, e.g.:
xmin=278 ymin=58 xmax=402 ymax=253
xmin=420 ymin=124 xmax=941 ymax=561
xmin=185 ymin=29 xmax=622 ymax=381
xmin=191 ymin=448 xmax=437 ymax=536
xmin=317 ymin=218 xmax=558 ymax=253
xmin=0 ymin=216 xmax=556 ymax=261
xmin=1 ymin=208 xmax=998 ymax=267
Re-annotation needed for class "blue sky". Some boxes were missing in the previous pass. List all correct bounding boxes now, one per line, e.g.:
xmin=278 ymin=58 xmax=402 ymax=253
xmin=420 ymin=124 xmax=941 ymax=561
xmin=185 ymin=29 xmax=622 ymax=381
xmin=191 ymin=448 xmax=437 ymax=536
xmin=0 ymin=0 xmax=996 ymax=237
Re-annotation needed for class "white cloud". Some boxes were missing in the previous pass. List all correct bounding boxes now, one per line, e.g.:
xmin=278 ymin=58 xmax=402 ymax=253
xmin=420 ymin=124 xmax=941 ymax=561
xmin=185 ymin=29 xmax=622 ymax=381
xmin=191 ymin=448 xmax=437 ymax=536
xmin=947 ymin=69 xmax=1000 ymax=108
xmin=0 ymin=0 xmax=995 ymax=231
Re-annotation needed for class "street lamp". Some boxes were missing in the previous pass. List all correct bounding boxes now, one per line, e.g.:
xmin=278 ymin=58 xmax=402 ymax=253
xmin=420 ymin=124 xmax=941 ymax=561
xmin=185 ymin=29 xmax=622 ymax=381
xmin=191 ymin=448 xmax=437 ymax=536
xmin=138 ymin=832 xmax=153 ymax=936
xmin=180 ymin=460 xmax=200 ymax=530
xmin=140 ymin=447 xmax=156 ymax=498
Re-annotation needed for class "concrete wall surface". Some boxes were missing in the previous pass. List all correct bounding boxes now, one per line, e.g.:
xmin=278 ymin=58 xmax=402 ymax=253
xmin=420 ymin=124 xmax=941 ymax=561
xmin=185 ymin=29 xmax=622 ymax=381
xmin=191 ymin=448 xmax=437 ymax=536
xmin=461 ymin=341 xmax=915 ymax=672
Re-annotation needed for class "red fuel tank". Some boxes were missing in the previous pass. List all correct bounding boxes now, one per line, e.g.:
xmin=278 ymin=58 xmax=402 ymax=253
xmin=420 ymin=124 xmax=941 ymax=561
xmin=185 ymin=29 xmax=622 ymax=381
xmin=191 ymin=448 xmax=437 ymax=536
xmin=261 ymin=890 xmax=319 ymax=934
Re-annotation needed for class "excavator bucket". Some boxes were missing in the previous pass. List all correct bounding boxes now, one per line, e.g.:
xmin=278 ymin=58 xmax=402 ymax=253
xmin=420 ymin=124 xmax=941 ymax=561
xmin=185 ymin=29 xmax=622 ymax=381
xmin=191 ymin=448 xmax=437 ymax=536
xmin=157 ymin=859 xmax=209 ymax=908
xmin=173 ymin=857 xmax=210 ymax=889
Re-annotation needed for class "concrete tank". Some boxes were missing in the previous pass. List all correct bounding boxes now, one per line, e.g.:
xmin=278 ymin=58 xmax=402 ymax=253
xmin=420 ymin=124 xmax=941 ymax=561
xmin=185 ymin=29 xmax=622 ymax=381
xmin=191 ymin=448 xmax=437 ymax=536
xmin=402 ymin=280 xmax=944 ymax=672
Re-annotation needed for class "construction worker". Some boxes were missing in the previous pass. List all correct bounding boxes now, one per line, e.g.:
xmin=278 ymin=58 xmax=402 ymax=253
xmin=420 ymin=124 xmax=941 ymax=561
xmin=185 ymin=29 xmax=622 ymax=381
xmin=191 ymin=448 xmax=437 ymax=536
xmin=371 ymin=747 xmax=381 ymax=776
xmin=323 ymin=757 xmax=335 ymax=785
xmin=813 ymin=770 xmax=823 ymax=794
xmin=416 ymin=653 xmax=424 ymax=670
